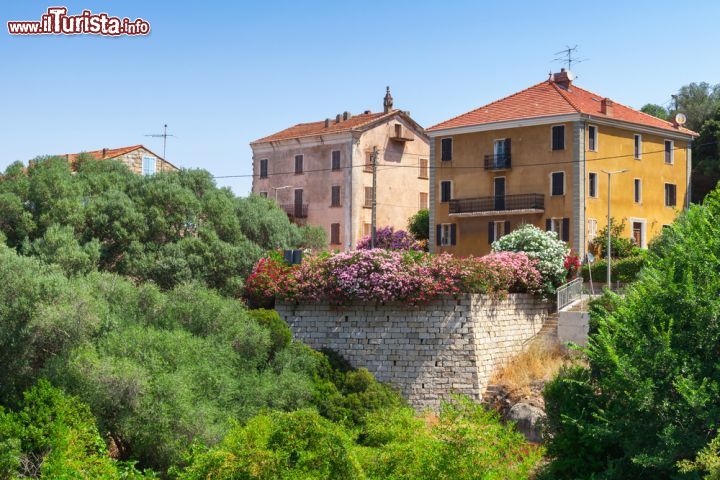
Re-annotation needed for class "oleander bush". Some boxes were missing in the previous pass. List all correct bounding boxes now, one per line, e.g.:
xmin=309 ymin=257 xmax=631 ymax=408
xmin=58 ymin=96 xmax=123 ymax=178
xmin=356 ymin=226 xmax=423 ymax=251
xmin=245 ymin=249 xmax=550 ymax=305
xmin=492 ymin=224 xmax=570 ymax=294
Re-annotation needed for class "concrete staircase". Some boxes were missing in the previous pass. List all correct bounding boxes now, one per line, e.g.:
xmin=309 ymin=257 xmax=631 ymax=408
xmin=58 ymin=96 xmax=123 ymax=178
xmin=530 ymin=313 xmax=559 ymax=346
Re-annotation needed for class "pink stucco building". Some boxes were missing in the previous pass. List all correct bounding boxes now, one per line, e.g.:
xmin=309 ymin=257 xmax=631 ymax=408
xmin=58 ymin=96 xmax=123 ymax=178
xmin=251 ymin=89 xmax=429 ymax=249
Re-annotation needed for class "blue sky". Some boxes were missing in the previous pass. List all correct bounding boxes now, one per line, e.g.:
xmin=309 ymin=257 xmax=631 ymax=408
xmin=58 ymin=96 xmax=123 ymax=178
xmin=2 ymin=1 xmax=719 ymax=195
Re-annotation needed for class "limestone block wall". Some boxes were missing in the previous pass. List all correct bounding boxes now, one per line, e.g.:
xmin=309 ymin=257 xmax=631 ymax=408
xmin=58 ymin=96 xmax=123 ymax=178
xmin=276 ymin=294 xmax=550 ymax=410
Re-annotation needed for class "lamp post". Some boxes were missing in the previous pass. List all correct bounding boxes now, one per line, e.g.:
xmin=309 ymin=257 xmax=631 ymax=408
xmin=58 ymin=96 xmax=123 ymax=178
xmin=271 ymin=185 xmax=292 ymax=202
xmin=601 ymin=169 xmax=628 ymax=290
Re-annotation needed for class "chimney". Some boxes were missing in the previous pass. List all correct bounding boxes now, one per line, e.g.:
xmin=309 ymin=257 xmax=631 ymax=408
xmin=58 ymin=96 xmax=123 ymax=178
xmin=552 ymin=68 xmax=573 ymax=88
xmin=102 ymin=148 xmax=107 ymax=158
xmin=383 ymin=86 xmax=394 ymax=113
xmin=343 ymin=111 xmax=351 ymax=121
xmin=601 ymin=98 xmax=614 ymax=116
xmin=324 ymin=118 xmax=330 ymax=128
xmin=335 ymin=114 xmax=341 ymax=123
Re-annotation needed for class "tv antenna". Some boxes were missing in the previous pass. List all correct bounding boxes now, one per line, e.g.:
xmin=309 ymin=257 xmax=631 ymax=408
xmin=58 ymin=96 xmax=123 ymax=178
xmin=553 ymin=45 xmax=587 ymax=71
xmin=144 ymin=124 xmax=175 ymax=159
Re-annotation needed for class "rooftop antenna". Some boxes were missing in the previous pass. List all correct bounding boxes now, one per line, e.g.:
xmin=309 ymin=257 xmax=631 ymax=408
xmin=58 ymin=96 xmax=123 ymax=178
xmin=553 ymin=45 xmax=587 ymax=72
xmin=144 ymin=124 xmax=175 ymax=159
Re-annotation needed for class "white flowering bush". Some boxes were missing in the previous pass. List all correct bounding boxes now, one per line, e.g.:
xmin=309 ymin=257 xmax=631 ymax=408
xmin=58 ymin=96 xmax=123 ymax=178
xmin=491 ymin=224 xmax=570 ymax=294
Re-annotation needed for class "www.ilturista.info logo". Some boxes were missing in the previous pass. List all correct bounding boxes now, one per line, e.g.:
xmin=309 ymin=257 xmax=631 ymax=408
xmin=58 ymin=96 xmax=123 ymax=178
xmin=7 ymin=7 xmax=150 ymax=36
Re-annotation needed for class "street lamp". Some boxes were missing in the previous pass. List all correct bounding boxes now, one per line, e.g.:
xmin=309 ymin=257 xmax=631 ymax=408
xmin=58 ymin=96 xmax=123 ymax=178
xmin=271 ymin=185 xmax=292 ymax=202
xmin=601 ymin=169 xmax=629 ymax=290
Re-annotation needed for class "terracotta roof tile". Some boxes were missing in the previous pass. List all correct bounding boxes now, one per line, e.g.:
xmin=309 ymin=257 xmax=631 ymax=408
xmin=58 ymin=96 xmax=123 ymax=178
xmin=63 ymin=145 xmax=147 ymax=163
xmin=428 ymin=80 xmax=697 ymax=136
xmin=252 ymin=111 xmax=392 ymax=144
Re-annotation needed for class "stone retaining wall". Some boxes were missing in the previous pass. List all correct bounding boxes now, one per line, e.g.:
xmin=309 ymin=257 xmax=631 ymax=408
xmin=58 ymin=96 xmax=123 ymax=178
xmin=276 ymin=294 xmax=551 ymax=410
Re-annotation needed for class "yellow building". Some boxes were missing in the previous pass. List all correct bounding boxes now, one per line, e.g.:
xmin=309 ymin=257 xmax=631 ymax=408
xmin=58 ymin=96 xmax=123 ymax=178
xmin=427 ymin=70 xmax=697 ymax=257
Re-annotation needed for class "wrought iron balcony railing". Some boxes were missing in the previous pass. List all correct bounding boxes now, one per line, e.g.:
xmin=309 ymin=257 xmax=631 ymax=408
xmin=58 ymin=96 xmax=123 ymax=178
xmin=483 ymin=153 xmax=511 ymax=170
xmin=449 ymin=193 xmax=544 ymax=215
xmin=280 ymin=203 xmax=308 ymax=219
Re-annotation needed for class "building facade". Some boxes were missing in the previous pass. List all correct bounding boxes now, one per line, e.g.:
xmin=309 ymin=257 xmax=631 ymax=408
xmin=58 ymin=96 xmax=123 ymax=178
xmin=427 ymin=70 xmax=697 ymax=257
xmin=63 ymin=145 xmax=178 ymax=175
xmin=251 ymin=89 xmax=429 ymax=249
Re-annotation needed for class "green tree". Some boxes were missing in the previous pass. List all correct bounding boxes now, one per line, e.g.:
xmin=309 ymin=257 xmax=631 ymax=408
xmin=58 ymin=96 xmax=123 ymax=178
xmin=589 ymin=217 xmax=636 ymax=259
xmin=675 ymin=82 xmax=720 ymax=132
xmin=408 ymin=208 xmax=430 ymax=242
xmin=640 ymin=103 xmax=669 ymax=120
xmin=543 ymin=186 xmax=720 ymax=478
xmin=692 ymin=107 xmax=720 ymax=203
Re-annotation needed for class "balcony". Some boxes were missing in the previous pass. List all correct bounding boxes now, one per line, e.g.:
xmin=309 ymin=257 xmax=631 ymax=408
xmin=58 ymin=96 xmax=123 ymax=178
xmin=449 ymin=193 xmax=544 ymax=217
xmin=483 ymin=153 xmax=511 ymax=170
xmin=390 ymin=124 xmax=414 ymax=142
xmin=280 ymin=203 xmax=309 ymax=224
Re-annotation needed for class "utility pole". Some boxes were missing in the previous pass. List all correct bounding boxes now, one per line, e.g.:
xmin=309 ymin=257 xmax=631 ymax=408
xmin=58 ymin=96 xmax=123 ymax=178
xmin=370 ymin=146 xmax=378 ymax=249
xmin=144 ymin=124 xmax=175 ymax=159
xmin=602 ymin=169 xmax=628 ymax=290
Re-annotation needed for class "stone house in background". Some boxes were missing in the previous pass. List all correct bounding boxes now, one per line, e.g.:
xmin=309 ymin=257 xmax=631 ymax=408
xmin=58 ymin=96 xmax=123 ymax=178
xmin=251 ymin=89 xmax=430 ymax=249
xmin=62 ymin=145 xmax=178 ymax=175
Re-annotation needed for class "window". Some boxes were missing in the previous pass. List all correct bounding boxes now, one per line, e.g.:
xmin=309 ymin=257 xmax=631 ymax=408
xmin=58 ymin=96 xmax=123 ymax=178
xmin=665 ymin=183 xmax=677 ymax=207
xmin=488 ymin=220 xmax=510 ymax=244
xmin=587 ymin=218 xmax=598 ymax=242
xmin=294 ymin=154 xmax=304 ymax=174
xmin=664 ymin=140 xmax=674 ymax=164
xmin=330 ymin=223 xmax=340 ymax=245
xmin=634 ymin=134 xmax=642 ymax=159
xmin=259 ymin=191 xmax=268 ymax=198
xmin=331 ymin=150 xmax=341 ymax=171
xmin=551 ymin=172 xmax=565 ymax=196
xmin=364 ymin=186 xmax=373 ymax=208
xmin=588 ymin=125 xmax=597 ymax=151
xmin=634 ymin=178 xmax=642 ymax=204
xmin=364 ymin=152 xmax=373 ymax=172
xmin=259 ymin=159 xmax=268 ymax=178
xmin=331 ymin=185 xmax=341 ymax=207
xmin=440 ymin=181 xmax=452 ymax=203
xmin=419 ymin=158 xmax=429 ymax=179
xmin=552 ymin=125 xmax=565 ymax=151
xmin=142 ymin=156 xmax=156 ymax=176
xmin=588 ymin=172 xmax=598 ymax=198
xmin=631 ymin=220 xmax=646 ymax=248
xmin=547 ymin=217 xmax=570 ymax=242
xmin=441 ymin=138 xmax=453 ymax=161
xmin=419 ymin=192 xmax=428 ymax=209
xmin=438 ymin=223 xmax=456 ymax=246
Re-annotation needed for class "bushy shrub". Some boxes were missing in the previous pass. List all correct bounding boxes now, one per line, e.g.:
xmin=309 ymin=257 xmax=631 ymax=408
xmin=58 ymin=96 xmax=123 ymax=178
xmin=407 ymin=209 xmax=429 ymax=241
xmin=247 ymin=249 xmax=544 ymax=305
xmin=178 ymin=398 xmax=542 ymax=480
xmin=247 ymin=308 xmax=292 ymax=357
xmin=356 ymin=226 xmax=422 ymax=251
xmin=542 ymin=188 xmax=720 ymax=478
xmin=0 ymin=380 xmax=152 ymax=479
xmin=178 ymin=409 xmax=363 ymax=480
xmin=243 ymin=253 xmax=290 ymax=308
xmin=590 ymin=217 xmax=636 ymax=259
xmin=580 ymin=254 xmax=646 ymax=283
xmin=491 ymin=224 xmax=570 ymax=294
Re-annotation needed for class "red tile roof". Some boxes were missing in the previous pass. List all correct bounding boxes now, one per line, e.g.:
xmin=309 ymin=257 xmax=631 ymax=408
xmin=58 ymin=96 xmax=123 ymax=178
xmin=428 ymin=80 xmax=697 ymax=136
xmin=62 ymin=144 xmax=148 ymax=163
xmin=252 ymin=111 xmax=393 ymax=144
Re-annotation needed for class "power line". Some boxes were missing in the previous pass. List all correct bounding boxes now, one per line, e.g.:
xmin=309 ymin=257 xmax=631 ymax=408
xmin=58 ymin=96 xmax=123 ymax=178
xmin=213 ymin=140 xmax=714 ymax=180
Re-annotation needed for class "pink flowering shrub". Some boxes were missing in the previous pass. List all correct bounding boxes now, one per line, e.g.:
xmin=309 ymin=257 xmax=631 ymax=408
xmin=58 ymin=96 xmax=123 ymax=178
xmin=356 ymin=226 xmax=423 ymax=251
xmin=246 ymin=249 xmax=544 ymax=305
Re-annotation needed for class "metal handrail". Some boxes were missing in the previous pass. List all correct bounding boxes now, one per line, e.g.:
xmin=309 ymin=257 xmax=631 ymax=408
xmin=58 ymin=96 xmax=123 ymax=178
xmin=449 ymin=193 xmax=544 ymax=214
xmin=556 ymin=277 xmax=583 ymax=311
xmin=483 ymin=153 xmax=511 ymax=170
